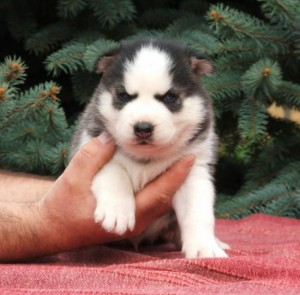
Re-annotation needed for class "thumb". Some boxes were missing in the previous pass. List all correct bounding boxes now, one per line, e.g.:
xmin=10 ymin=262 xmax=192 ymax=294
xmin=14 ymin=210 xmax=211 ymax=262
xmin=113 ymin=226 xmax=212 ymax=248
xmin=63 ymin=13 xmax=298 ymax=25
xmin=66 ymin=133 xmax=115 ymax=180
xmin=135 ymin=156 xmax=195 ymax=231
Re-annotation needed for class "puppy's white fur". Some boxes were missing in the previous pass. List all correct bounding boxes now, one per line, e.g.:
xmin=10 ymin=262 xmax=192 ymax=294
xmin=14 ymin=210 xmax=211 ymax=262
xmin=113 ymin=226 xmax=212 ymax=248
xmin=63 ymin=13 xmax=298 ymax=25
xmin=77 ymin=44 xmax=228 ymax=258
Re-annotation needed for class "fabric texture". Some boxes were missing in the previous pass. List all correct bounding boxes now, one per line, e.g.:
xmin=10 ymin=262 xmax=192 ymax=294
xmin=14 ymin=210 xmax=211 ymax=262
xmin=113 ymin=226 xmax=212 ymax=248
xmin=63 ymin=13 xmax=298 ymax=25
xmin=1 ymin=214 xmax=300 ymax=294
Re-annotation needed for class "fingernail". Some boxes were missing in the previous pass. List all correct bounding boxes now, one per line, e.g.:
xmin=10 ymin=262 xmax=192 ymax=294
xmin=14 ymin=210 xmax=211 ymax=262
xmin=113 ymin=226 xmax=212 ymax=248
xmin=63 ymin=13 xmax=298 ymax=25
xmin=184 ymin=155 xmax=196 ymax=168
xmin=97 ymin=132 xmax=113 ymax=145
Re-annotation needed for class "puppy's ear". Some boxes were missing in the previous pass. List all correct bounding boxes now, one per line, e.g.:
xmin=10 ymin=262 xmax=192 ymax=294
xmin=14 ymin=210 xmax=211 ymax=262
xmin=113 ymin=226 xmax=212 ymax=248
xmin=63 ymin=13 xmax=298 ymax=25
xmin=189 ymin=54 xmax=215 ymax=77
xmin=94 ymin=47 xmax=120 ymax=74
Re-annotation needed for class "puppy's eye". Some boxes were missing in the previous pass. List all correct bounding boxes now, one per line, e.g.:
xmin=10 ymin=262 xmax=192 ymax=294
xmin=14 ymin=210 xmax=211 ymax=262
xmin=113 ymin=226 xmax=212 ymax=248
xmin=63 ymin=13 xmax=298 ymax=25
xmin=117 ymin=91 xmax=136 ymax=102
xmin=161 ymin=91 xmax=178 ymax=104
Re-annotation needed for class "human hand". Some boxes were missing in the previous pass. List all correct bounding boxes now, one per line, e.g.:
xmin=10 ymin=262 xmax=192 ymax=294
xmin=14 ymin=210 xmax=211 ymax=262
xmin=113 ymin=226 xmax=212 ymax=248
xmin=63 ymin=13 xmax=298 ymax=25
xmin=40 ymin=133 xmax=195 ymax=249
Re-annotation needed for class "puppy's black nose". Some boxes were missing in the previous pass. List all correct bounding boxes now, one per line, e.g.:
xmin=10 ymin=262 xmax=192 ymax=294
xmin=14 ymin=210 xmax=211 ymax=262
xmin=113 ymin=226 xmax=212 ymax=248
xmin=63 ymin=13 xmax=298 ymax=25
xmin=134 ymin=122 xmax=154 ymax=139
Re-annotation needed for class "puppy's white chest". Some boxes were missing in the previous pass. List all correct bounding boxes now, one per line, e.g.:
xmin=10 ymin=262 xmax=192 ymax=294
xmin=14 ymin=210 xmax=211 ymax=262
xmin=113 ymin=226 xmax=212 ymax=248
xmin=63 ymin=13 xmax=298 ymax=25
xmin=113 ymin=152 xmax=175 ymax=192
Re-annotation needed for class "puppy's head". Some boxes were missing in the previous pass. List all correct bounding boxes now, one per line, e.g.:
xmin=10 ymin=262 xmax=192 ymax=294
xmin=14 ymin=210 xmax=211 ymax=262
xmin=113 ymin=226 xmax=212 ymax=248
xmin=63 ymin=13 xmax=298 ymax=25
xmin=94 ymin=39 xmax=214 ymax=161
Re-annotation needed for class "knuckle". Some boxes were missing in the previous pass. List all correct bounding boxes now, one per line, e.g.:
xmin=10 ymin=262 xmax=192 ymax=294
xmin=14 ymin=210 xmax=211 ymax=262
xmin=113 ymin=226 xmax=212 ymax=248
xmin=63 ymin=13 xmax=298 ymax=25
xmin=78 ymin=145 xmax=97 ymax=161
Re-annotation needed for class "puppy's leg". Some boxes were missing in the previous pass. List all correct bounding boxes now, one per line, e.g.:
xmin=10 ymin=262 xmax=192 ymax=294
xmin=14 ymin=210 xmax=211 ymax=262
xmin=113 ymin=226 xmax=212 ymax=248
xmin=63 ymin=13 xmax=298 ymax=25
xmin=216 ymin=238 xmax=230 ymax=250
xmin=173 ymin=164 xmax=228 ymax=258
xmin=92 ymin=162 xmax=135 ymax=235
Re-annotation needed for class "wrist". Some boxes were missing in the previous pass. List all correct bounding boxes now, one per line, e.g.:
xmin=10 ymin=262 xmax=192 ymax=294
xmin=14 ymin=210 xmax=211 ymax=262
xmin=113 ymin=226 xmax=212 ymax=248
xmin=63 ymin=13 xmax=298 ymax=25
xmin=38 ymin=193 xmax=105 ymax=251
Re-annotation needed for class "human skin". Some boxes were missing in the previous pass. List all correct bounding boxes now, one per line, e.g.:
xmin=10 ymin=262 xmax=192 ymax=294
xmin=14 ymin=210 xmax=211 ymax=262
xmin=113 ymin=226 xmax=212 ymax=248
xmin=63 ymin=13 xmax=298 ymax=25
xmin=0 ymin=134 xmax=195 ymax=262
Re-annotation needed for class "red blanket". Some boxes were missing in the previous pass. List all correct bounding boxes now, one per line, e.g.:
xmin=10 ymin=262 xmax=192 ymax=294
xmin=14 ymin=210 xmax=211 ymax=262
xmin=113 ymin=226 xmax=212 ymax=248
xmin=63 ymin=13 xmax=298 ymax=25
xmin=1 ymin=214 xmax=299 ymax=294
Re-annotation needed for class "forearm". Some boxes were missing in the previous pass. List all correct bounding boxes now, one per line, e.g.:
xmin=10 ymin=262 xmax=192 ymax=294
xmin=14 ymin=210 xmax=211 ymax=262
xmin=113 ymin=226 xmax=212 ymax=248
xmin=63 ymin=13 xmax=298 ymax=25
xmin=0 ymin=171 xmax=65 ymax=261
xmin=0 ymin=170 xmax=74 ymax=261
xmin=0 ymin=170 xmax=115 ymax=262
xmin=0 ymin=170 xmax=54 ymax=202
xmin=0 ymin=199 xmax=111 ymax=262
xmin=0 ymin=201 xmax=48 ymax=261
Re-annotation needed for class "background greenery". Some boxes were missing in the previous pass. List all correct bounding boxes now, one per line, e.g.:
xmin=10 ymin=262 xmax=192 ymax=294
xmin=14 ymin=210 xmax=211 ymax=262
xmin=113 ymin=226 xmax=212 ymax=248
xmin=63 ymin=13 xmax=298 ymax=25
xmin=1 ymin=0 xmax=300 ymax=219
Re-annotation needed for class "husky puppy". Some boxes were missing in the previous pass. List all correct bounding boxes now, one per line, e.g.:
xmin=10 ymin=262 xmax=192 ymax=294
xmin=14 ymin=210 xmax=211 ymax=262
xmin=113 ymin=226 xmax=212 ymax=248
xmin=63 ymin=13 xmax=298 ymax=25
xmin=70 ymin=39 xmax=228 ymax=258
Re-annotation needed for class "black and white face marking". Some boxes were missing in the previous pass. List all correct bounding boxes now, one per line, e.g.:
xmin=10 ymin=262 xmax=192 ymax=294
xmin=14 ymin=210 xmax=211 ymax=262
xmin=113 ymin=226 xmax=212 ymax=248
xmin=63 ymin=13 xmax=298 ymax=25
xmin=154 ymin=90 xmax=182 ymax=112
xmin=112 ymin=88 xmax=138 ymax=110
xmin=112 ymin=87 xmax=183 ymax=113
xmin=94 ymin=39 xmax=214 ymax=160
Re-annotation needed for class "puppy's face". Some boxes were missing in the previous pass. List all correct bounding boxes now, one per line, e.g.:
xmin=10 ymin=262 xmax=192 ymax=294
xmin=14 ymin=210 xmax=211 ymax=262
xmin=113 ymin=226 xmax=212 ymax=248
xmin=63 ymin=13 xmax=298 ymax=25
xmin=95 ymin=40 xmax=214 ymax=161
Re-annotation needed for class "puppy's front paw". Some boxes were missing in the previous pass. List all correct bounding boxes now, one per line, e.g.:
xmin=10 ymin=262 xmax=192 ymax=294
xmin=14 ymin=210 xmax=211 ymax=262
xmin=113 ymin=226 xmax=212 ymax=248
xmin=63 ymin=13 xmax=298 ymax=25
xmin=94 ymin=196 xmax=135 ymax=235
xmin=182 ymin=239 xmax=228 ymax=259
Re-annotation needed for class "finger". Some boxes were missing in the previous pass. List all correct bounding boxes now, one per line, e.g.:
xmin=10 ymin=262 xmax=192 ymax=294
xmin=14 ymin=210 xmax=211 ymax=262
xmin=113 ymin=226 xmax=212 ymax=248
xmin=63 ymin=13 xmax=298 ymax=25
xmin=66 ymin=133 xmax=115 ymax=180
xmin=135 ymin=156 xmax=195 ymax=226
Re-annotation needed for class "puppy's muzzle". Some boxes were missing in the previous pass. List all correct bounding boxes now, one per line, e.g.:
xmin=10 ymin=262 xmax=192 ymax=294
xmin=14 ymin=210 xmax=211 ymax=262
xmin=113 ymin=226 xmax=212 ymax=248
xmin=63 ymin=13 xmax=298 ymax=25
xmin=134 ymin=122 xmax=154 ymax=140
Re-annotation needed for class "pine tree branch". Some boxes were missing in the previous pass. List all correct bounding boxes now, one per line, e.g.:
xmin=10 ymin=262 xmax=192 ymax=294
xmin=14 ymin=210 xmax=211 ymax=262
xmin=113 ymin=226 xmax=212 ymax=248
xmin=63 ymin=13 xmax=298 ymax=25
xmin=238 ymin=98 xmax=268 ymax=141
xmin=216 ymin=183 xmax=299 ymax=219
xmin=274 ymin=81 xmax=300 ymax=109
xmin=0 ymin=84 xmax=60 ymax=132
xmin=241 ymin=58 xmax=282 ymax=97
xmin=45 ymin=42 xmax=86 ymax=76
xmin=207 ymin=4 xmax=289 ymax=45
xmin=88 ymin=0 xmax=136 ymax=29
xmin=83 ymin=38 xmax=117 ymax=72
xmin=259 ymin=0 xmax=300 ymax=29
xmin=57 ymin=0 xmax=88 ymax=19
xmin=25 ymin=22 xmax=73 ymax=55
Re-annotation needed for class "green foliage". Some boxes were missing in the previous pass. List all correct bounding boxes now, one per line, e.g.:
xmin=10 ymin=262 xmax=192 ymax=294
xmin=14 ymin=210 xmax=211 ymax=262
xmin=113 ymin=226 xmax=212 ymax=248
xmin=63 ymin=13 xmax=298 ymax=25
xmin=207 ymin=3 xmax=287 ymax=44
xmin=1 ymin=0 xmax=300 ymax=218
xmin=259 ymin=0 xmax=300 ymax=29
xmin=206 ymin=1 xmax=300 ymax=218
xmin=57 ymin=0 xmax=88 ymax=19
xmin=275 ymin=81 xmax=300 ymax=109
xmin=25 ymin=22 xmax=73 ymax=55
xmin=83 ymin=39 xmax=117 ymax=72
xmin=238 ymin=99 xmax=268 ymax=141
xmin=89 ymin=0 xmax=136 ymax=29
xmin=0 ymin=57 xmax=72 ymax=175
xmin=217 ymin=160 xmax=300 ymax=218
xmin=241 ymin=59 xmax=282 ymax=97
xmin=45 ymin=42 xmax=87 ymax=76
